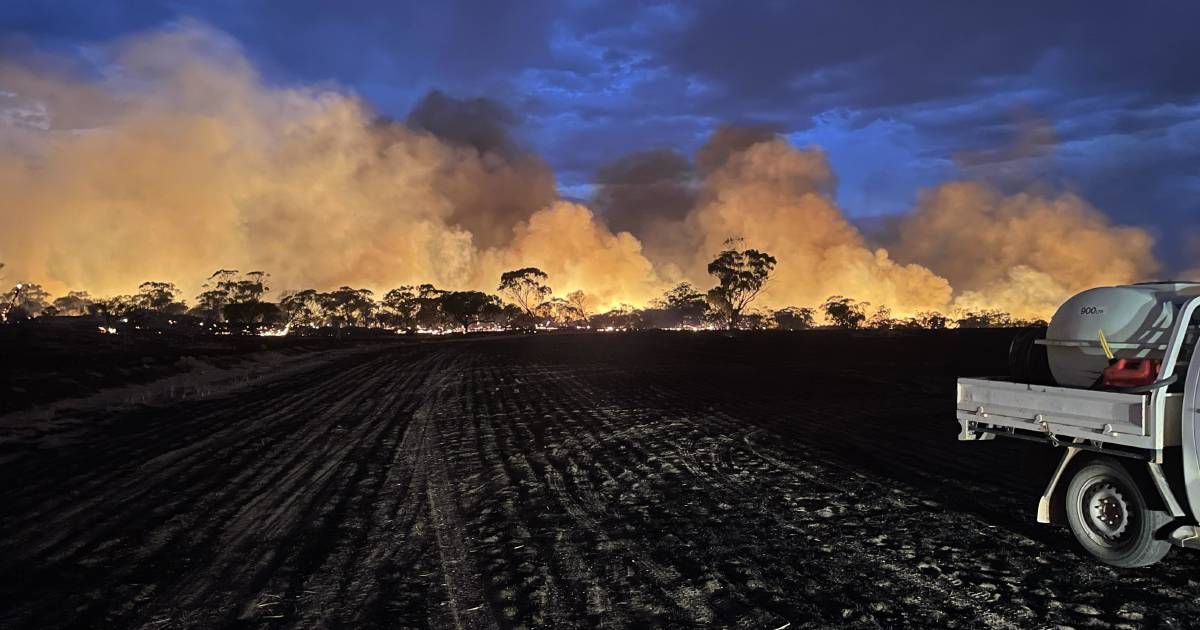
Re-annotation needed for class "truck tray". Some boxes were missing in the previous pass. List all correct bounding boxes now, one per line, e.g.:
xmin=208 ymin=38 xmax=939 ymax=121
xmin=956 ymin=377 xmax=1155 ymax=449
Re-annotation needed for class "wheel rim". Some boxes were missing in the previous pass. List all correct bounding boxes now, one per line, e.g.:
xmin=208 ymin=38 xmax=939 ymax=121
xmin=1079 ymin=477 xmax=1133 ymax=547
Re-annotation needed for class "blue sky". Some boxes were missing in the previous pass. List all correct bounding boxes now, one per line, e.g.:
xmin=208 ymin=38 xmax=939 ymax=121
xmin=4 ymin=0 xmax=1199 ymax=266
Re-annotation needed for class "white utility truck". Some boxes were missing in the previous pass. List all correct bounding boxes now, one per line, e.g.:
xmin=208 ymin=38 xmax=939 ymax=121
xmin=958 ymin=282 xmax=1200 ymax=566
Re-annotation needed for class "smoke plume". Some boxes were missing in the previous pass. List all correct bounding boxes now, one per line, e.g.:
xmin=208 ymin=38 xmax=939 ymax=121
xmin=0 ymin=22 xmax=653 ymax=307
xmin=593 ymin=126 xmax=1160 ymax=318
xmin=891 ymin=182 xmax=1159 ymax=318
xmin=591 ymin=149 xmax=695 ymax=264
xmin=0 ymin=22 xmax=1163 ymax=320
xmin=406 ymin=90 xmax=557 ymax=248
xmin=480 ymin=202 xmax=662 ymax=309
xmin=680 ymin=138 xmax=954 ymax=314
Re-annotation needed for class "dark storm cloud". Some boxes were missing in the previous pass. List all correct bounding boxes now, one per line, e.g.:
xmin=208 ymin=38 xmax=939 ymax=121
xmin=1 ymin=0 xmax=558 ymax=109
xmin=0 ymin=0 xmax=172 ymax=42
xmin=520 ymin=2 xmax=1200 ymax=247
xmin=661 ymin=2 xmax=1200 ymax=112
xmin=640 ymin=2 xmax=1200 ymax=236
xmin=203 ymin=0 xmax=557 ymax=90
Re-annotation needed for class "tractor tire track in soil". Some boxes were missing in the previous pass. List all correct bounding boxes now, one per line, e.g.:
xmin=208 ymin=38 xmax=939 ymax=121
xmin=3 ymin=331 xmax=1200 ymax=628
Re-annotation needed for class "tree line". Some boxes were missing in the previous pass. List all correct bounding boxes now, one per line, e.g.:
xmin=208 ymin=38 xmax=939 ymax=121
xmin=0 ymin=243 xmax=1045 ymax=333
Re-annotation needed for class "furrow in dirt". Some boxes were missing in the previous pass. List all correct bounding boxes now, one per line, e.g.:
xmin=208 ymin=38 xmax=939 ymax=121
xmin=6 ymin=333 xmax=1200 ymax=629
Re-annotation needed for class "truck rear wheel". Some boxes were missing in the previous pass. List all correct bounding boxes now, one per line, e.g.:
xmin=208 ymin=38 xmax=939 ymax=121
xmin=1065 ymin=458 xmax=1171 ymax=567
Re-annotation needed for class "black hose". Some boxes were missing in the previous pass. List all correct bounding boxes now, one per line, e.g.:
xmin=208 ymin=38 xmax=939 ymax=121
xmin=1008 ymin=326 xmax=1054 ymax=385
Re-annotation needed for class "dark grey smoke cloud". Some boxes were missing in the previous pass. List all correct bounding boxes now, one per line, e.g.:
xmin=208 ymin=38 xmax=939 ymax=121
xmin=408 ymin=90 xmax=520 ymax=158
xmin=695 ymin=124 xmax=780 ymax=175
xmin=406 ymin=90 xmax=557 ymax=248
xmin=592 ymin=149 xmax=695 ymax=239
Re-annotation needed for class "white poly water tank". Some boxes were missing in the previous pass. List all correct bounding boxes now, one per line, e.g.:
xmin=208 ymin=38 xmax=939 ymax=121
xmin=1045 ymin=282 xmax=1200 ymax=387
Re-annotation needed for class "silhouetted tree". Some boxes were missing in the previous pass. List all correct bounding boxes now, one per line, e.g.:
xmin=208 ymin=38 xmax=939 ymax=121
xmin=320 ymin=287 xmax=376 ymax=329
xmin=565 ymin=290 xmax=594 ymax=326
xmin=956 ymin=309 xmax=1015 ymax=329
xmin=280 ymin=289 xmax=325 ymax=327
xmin=913 ymin=311 xmax=949 ymax=330
xmin=821 ymin=296 xmax=869 ymax=329
xmin=739 ymin=310 xmax=772 ymax=330
xmin=195 ymin=269 xmax=238 ymax=318
xmin=52 ymin=291 xmax=94 ymax=316
xmin=194 ymin=269 xmax=270 ymax=320
xmin=380 ymin=286 xmax=419 ymax=329
xmin=230 ymin=271 xmax=269 ymax=303
xmin=90 ymin=295 xmax=137 ymax=319
xmin=657 ymin=282 xmax=708 ymax=328
xmin=4 ymin=282 xmax=50 ymax=320
xmin=498 ymin=267 xmax=551 ymax=317
xmin=706 ymin=240 xmax=776 ymax=330
xmin=774 ymin=306 xmax=815 ymax=330
xmin=193 ymin=270 xmax=275 ymax=328
xmin=496 ymin=303 xmax=535 ymax=330
xmin=381 ymin=284 xmax=444 ymax=330
xmin=439 ymin=291 xmax=500 ymax=332
xmin=135 ymin=281 xmax=186 ymax=313
xmin=592 ymin=303 xmax=643 ymax=330
xmin=545 ymin=296 xmax=596 ymax=326
xmin=224 ymin=301 xmax=284 ymax=332
xmin=867 ymin=305 xmax=896 ymax=329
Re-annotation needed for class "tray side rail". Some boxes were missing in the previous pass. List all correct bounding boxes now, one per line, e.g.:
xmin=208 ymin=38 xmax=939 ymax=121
xmin=957 ymin=378 xmax=1154 ymax=450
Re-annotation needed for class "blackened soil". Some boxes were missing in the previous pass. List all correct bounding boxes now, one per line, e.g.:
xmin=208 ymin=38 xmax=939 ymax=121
xmin=2 ymin=330 xmax=1198 ymax=629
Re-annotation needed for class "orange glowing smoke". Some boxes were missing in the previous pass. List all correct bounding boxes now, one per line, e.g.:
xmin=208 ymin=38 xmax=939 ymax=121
xmin=0 ymin=22 xmax=1161 ymax=318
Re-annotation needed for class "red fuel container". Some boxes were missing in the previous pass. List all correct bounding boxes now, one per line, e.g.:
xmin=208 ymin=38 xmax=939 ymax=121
xmin=1102 ymin=358 xmax=1161 ymax=388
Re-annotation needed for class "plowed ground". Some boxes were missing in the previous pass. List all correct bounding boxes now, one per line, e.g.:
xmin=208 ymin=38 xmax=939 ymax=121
xmin=3 ymin=331 xmax=1199 ymax=629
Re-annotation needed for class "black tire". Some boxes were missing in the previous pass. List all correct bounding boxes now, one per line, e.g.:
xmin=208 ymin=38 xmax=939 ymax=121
xmin=1064 ymin=458 xmax=1172 ymax=567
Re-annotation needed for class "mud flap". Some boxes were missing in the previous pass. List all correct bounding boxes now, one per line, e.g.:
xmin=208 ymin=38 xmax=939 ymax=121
xmin=1038 ymin=444 xmax=1084 ymax=524
xmin=1147 ymin=461 xmax=1187 ymax=518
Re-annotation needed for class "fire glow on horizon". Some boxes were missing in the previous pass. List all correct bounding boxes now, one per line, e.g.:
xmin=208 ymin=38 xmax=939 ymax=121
xmin=0 ymin=22 xmax=1163 ymax=321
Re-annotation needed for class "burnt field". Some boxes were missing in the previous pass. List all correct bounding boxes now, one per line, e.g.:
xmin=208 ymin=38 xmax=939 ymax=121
xmin=3 ymin=331 xmax=1200 ymax=629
